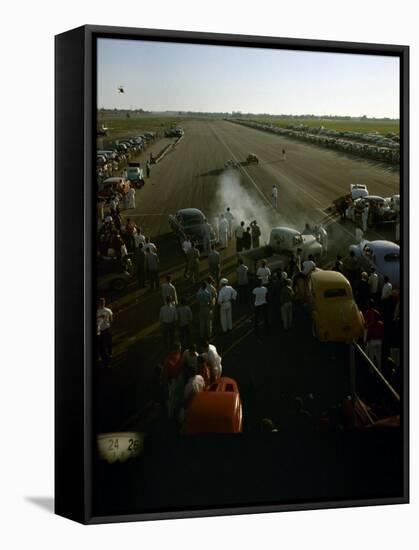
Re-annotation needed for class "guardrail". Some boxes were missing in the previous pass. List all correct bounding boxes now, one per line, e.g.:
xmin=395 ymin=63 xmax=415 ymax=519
xmin=154 ymin=134 xmax=184 ymax=164
xmin=352 ymin=341 xmax=400 ymax=402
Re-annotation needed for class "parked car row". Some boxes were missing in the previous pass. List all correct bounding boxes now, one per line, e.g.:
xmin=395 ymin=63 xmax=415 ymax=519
xmin=96 ymin=131 xmax=156 ymax=180
xmin=229 ymin=119 xmax=400 ymax=164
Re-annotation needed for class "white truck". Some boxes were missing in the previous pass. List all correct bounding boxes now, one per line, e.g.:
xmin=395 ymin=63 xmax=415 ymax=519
xmin=241 ymin=226 xmax=323 ymax=274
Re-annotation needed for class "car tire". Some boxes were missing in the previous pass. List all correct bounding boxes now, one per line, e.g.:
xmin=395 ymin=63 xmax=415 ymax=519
xmin=111 ymin=278 xmax=127 ymax=291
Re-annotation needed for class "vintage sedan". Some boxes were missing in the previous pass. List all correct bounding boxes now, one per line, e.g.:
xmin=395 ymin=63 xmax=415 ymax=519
xmin=98 ymin=177 xmax=130 ymax=199
xmin=97 ymin=256 xmax=133 ymax=292
xmin=246 ymin=153 xmax=259 ymax=164
xmin=355 ymin=195 xmax=397 ymax=226
xmin=350 ymin=183 xmax=369 ymax=200
xmin=126 ymin=162 xmax=145 ymax=188
xmin=349 ymin=240 xmax=400 ymax=287
xmin=168 ymin=208 xmax=215 ymax=250
xmin=183 ymin=377 xmax=243 ymax=435
xmin=306 ymin=269 xmax=364 ymax=342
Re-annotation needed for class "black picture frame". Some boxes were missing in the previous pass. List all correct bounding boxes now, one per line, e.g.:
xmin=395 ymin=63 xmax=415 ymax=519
xmin=55 ymin=25 xmax=409 ymax=524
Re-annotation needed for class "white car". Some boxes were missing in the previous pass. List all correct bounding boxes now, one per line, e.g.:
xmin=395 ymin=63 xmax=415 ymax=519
xmin=350 ymin=184 xmax=369 ymax=200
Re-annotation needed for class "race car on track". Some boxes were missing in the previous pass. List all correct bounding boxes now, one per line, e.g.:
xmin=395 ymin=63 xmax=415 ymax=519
xmin=224 ymin=159 xmax=240 ymax=170
xmin=246 ymin=153 xmax=259 ymax=164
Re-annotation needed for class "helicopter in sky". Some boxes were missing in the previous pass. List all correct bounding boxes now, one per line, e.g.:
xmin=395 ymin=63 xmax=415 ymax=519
xmin=117 ymin=85 xmax=125 ymax=94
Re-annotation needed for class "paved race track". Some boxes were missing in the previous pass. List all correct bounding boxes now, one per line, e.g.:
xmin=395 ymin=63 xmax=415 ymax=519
xmin=128 ymin=118 xmax=399 ymax=239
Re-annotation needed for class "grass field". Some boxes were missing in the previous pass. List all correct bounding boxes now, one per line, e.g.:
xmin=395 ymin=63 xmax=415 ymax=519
xmin=96 ymin=112 xmax=400 ymax=144
xmin=248 ymin=116 xmax=399 ymax=135
xmin=97 ymin=113 xmax=184 ymax=136
xmin=97 ymin=113 xmax=186 ymax=148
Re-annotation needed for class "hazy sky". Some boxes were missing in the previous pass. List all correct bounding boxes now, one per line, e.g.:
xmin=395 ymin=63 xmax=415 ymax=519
xmin=97 ymin=38 xmax=399 ymax=118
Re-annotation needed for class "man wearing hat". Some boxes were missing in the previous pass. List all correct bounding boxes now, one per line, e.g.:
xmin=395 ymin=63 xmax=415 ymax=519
xmin=217 ymin=278 xmax=237 ymax=332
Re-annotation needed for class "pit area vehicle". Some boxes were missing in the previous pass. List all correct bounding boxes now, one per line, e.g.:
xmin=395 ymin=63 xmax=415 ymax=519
xmin=97 ymin=149 xmax=118 ymax=161
xmin=246 ymin=153 xmax=259 ymax=164
xmin=126 ymin=162 xmax=145 ymax=188
xmin=241 ymin=226 xmax=323 ymax=275
xmin=97 ymin=256 xmax=133 ymax=292
xmin=168 ymin=208 xmax=216 ymax=251
xmin=98 ymin=177 xmax=130 ymax=199
xmin=351 ymin=195 xmax=398 ymax=227
xmin=183 ymin=377 xmax=243 ymax=434
xmin=295 ymin=269 xmax=364 ymax=342
xmin=349 ymin=240 xmax=400 ymax=287
xmin=350 ymin=183 xmax=369 ymax=200
xmin=142 ymin=131 xmax=155 ymax=141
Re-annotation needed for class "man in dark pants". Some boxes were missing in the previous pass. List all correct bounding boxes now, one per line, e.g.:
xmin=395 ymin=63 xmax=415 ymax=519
xmin=145 ymin=246 xmax=160 ymax=290
xmin=136 ymin=242 xmax=146 ymax=288
xmin=236 ymin=258 xmax=249 ymax=306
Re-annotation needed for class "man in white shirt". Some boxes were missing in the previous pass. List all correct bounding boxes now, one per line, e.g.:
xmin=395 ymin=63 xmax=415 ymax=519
xmin=302 ymin=257 xmax=316 ymax=276
xmin=271 ymin=185 xmax=278 ymax=209
xmin=182 ymin=235 xmax=192 ymax=277
xmin=161 ymin=275 xmax=178 ymax=305
xmin=133 ymin=227 xmax=146 ymax=248
xmin=368 ymin=267 xmax=379 ymax=299
xmin=183 ymin=372 xmax=206 ymax=405
xmin=256 ymin=260 xmax=271 ymax=285
xmin=225 ymin=208 xmax=234 ymax=239
xmin=97 ymin=297 xmax=113 ymax=367
xmin=381 ymin=276 xmax=393 ymax=301
xmin=200 ymin=340 xmax=222 ymax=382
xmin=218 ymin=215 xmax=229 ymax=249
xmin=252 ymin=280 xmax=269 ymax=334
xmin=159 ymin=296 xmax=178 ymax=349
xmin=217 ymin=278 xmax=237 ymax=332
xmin=144 ymin=237 xmax=157 ymax=253
xmin=317 ymin=225 xmax=328 ymax=254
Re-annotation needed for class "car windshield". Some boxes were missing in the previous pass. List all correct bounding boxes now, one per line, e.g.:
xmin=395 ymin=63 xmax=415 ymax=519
xmin=384 ymin=253 xmax=400 ymax=262
xmin=324 ymin=288 xmax=347 ymax=298
xmin=182 ymin=215 xmax=203 ymax=226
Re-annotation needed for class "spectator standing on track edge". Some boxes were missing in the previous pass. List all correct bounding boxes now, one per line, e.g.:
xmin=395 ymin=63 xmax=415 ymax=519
xmin=250 ymin=220 xmax=261 ymax=248
xmin=217 ymin=278 xmax=237 ymax=333
xmin=97 ymin=297 xmax=113 ymax=367
xmin=225 ymin=207 xmax=234 ymax=239
xmin=271 ymin=184 xmax=278 ymax=209
xmin=235 ymin=221 xmax=245 ymax=253
xmin=208 ymin=245 xmax=220 ymax=285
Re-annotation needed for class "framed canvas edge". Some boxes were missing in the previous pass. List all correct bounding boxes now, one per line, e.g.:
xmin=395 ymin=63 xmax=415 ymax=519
xmin=55 ymin=24 xmax=410 ymax=525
